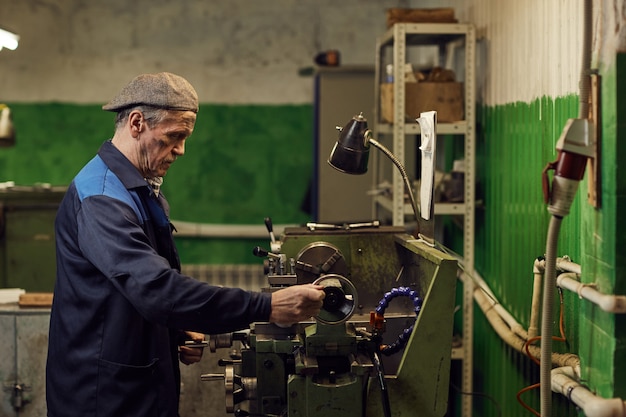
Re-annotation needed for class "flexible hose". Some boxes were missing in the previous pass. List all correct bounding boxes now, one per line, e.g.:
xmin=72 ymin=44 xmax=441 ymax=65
xmin=541 ymin=0 xmax=592 ymax=414
xmin=540 ymin=216 xmax=563 ymax=416
xmin=375 ymin=287 xmax=422 ymax=355
xmin=368 ymin=138 xmax=421 ymax=227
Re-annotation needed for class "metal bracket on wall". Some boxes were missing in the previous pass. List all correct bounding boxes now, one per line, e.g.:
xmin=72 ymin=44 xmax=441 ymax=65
xmin=3 ymin=381 xmax=32 ymax=410
xmin=587 ymin=74 xmax=601 ymax=208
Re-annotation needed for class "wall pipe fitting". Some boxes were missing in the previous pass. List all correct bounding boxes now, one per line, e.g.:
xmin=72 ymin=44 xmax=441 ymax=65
xmin=534 ymin=256 xmax=582 ymax=275
xmin=552 ymin=366 xmax=626 ymax=417
xmin=557 ymin=272 xmax=626 ymax=313
xmin=530 ymin=256 xmax=582 ymax=338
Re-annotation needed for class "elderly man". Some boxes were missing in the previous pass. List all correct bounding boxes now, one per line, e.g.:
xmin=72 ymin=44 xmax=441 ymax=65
xmin=46 ymin=72 xmax=324 ymax=417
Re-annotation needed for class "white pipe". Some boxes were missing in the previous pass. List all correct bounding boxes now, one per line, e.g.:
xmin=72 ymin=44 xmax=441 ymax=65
xmin=557 ymin=273 xmax=626 ymax=313
xmin=474 ymin=287 xmax=580 ymax=369
xmin=552 ymin=366 xmax=626 ymax=417
xmin=557 ymin=258 xmax=582 ymax=275
xmin=171 ymin=220 xmax=297 ymax=239
xmin=466 ymin=271 xmax=528 ymax=340
xmin=529 ymin=267 xmax=543 ymax=339
xmin=533 ymin=256 xmax=582 ymax=275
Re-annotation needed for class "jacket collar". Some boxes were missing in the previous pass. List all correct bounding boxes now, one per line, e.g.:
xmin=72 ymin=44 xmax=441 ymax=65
xmin=97 ymin=140 xmax=149 ymax=191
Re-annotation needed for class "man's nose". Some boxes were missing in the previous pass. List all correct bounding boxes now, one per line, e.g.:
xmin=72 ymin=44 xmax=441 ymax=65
xmin=173 ymin=141 xmax=185 ymax=155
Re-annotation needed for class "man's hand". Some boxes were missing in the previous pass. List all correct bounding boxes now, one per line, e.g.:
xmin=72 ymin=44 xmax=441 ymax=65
xmin=179 ymin=331 xmax=205 ymax=365
xmin=269 ymin=284 xmax=325 ymax=326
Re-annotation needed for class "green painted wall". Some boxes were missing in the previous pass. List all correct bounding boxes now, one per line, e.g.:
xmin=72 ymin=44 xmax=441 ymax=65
xmin=467 ymin=55 xmax=626 ymax=416
xmin=578 ymin=53 xmax=626 ymax=401
xmin=0 ymin=103 xmax=314 ymax=265
xmin=477 ymin=95 xmax=582 ymax=328
xmin=464 ymin=95 xmax=581 ymax=417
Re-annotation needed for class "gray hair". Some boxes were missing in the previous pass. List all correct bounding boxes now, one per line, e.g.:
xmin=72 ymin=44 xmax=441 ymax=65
xmin=114 ymin=105 xmax=170 ymax=130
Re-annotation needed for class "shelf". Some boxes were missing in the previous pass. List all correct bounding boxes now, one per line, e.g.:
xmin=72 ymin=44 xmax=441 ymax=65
xmin=374 ymin=195 xmax=466 ymax=216
xmin=373 ymin=22 xmax=476 ymax=417
xmin=378 ymin=23 xmax=473 ymax=47
xmin=375 ymin=121 xmax=468 ymax=135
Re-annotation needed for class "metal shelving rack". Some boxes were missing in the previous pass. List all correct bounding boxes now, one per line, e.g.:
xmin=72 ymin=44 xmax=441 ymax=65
xmin=372 ymin=23 xmax=475 ymax=417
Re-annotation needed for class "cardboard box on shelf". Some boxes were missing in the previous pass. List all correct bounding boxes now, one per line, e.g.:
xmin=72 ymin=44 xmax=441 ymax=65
xmin=380 ymin=82 xmax=464 ymax=123
xmin=386 ymin=8 xmax=457 ymax=27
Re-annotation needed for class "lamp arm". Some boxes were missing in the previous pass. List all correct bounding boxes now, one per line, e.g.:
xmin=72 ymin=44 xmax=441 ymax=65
xmin=367 ymin=136 xmax=420 ymax=228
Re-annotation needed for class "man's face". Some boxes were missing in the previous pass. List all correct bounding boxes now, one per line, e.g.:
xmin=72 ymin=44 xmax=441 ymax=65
xmin=137 ymin=111 xmax=196 ymax=178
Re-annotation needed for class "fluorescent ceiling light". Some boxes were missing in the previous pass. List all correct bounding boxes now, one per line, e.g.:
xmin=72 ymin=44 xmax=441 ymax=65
xmin=0 ymin=28 xmax=19 ymax=51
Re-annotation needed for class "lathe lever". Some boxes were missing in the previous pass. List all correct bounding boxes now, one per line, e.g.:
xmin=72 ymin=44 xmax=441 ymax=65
xmin=200 ymin=374 xmax=225 ymax=381
xmin=306 ymin=220 xmax=380 ymax=231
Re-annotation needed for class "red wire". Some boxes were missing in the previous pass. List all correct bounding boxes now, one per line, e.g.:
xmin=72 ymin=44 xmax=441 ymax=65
xmin=516 ymin=289 xmax=568 ymax=416
xmin=516 ymin=383 xmax=541 ymax=417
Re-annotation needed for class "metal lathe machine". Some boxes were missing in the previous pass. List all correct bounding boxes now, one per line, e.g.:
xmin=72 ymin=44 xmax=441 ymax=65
xmin=202 ymin=220 xmax=458 ymax=417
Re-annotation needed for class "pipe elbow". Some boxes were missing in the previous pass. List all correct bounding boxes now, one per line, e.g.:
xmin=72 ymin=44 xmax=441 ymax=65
xmin=533 ymin=257 xmax=546 ymax=274
xmin=552 ymin=367 xmax=626 ymax=417
xmin=598 ymin=295 xmax=626 ymax=314
xmin=582 ymin=398 xmax=626 ymax=417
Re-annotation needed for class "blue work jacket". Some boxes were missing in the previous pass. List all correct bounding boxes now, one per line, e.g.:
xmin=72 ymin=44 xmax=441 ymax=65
xmin=46 ymin=140 xmax=271 ymax=417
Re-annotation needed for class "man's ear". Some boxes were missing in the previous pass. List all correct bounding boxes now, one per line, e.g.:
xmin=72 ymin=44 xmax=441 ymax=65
xmin=128 ymin=110 xmax=144 ymax=138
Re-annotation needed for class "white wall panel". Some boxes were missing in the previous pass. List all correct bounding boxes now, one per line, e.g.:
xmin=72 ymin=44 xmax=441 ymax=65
xmin=0 ymin=0 xmax=444 ymax=105
xmin=454 ymin=0 xmax=626 ymax=106
xmin=465 ymin=0 xmax=583 ymax=105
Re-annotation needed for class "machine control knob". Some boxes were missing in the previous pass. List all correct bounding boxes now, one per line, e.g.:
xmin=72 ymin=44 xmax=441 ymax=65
xmin=252 ymin=246 xmax=269 ymax=257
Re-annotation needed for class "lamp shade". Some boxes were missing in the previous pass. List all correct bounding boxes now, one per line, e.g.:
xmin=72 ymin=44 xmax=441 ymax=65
xmin=327 ymin=113 xmax=370 ymax=174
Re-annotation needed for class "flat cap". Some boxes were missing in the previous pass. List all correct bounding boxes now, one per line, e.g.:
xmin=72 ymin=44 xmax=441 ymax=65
xmin=102 ymin=72 xmax=199 ymax=113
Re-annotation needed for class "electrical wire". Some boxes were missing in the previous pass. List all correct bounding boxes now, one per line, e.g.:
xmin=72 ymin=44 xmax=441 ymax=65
xmin=516 ymin=383 xmax=541 ymax=417
xmin=450 ymin=382 xmax=502 ymax=417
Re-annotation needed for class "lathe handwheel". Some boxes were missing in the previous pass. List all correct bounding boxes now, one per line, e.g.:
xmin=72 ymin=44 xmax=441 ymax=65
xmin=312 ymin=274 xmax=358 ymax=325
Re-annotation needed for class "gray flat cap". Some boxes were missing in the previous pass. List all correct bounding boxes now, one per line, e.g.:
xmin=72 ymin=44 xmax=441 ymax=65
xmin=102 ymin=72 xmax=199 ymax=113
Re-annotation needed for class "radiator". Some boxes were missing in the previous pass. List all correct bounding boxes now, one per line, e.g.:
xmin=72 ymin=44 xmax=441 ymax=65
xmin=181 ymin=264 xmax=267 ymax=292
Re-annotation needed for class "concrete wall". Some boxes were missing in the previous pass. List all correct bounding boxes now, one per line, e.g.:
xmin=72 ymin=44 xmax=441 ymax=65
xmin=0 ymin=0 xmax=447 ymax=105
